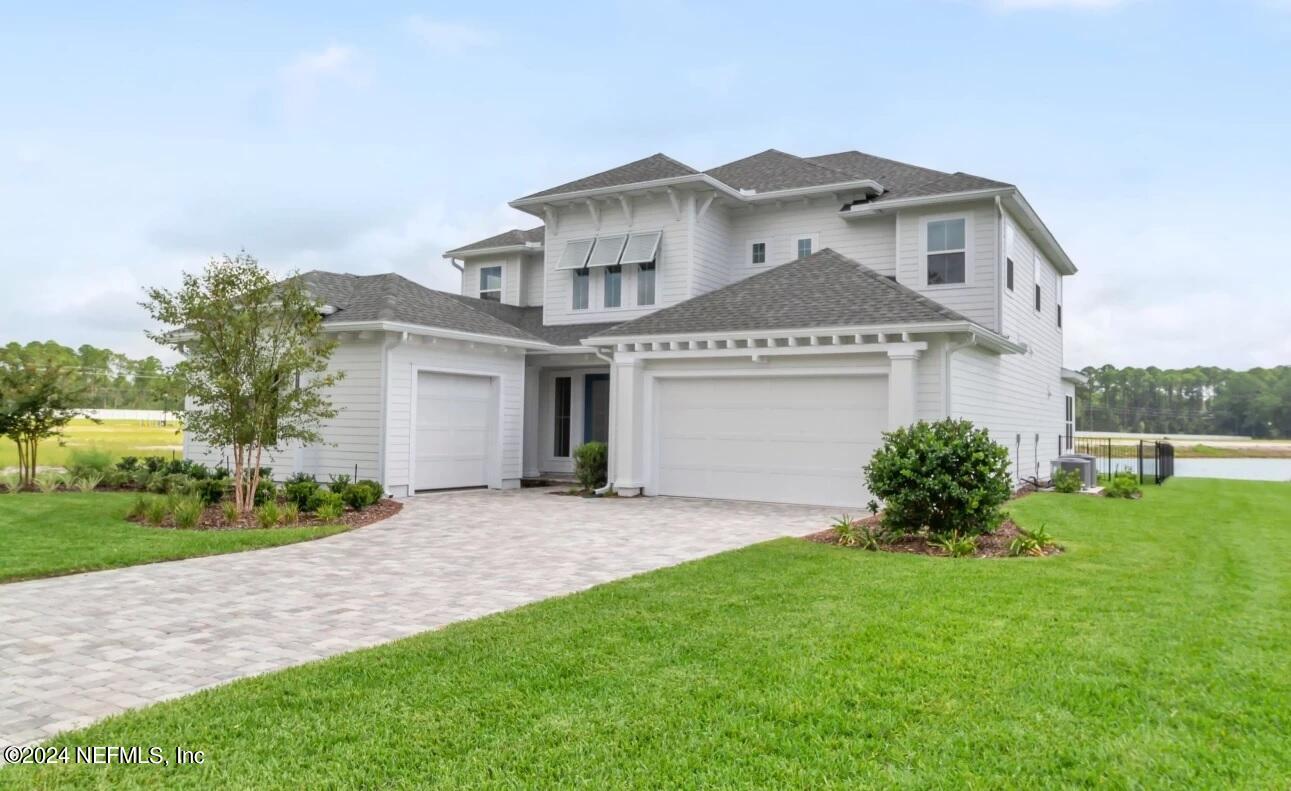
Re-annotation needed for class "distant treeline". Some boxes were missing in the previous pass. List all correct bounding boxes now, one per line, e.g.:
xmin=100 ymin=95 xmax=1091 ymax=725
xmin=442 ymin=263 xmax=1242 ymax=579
xmin=1 ymin=341 xmax=180 ymax=411
xmin=1077 ymin=365 xmax=1291 ymax=438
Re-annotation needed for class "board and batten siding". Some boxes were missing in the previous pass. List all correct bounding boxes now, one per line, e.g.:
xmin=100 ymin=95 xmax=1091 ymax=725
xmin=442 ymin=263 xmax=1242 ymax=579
xmin=382 ymin=337 xmax=525 ymax=498
xmin=947 ymin=211 xmax=1066 ymax=482
xmin=542 ymin=194 xmax=689 ymax=326
xmin=183 ymin=338 xmax=382 ymax=481
xmin=895 ymin=199 xmax=999 ymax=331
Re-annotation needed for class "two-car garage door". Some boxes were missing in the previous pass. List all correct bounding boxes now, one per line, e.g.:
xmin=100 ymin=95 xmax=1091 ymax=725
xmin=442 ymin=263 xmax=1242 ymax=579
xmin=655 ymin=375 xmax=887 ymax=508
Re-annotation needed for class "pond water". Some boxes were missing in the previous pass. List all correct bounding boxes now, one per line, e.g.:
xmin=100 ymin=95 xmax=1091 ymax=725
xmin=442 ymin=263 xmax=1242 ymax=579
xmin=1174 ymin=458 xmax=1291 ymax=482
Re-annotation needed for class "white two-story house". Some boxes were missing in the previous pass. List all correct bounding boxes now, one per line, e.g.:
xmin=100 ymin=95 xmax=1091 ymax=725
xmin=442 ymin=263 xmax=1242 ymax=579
xmin=187 ymin=148 xmax=1084 ymax=508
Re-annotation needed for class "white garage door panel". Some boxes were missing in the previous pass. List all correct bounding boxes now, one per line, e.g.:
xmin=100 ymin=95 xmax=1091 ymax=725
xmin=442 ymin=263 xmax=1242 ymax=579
xmin=415 ymin=372 xmax=493 ymax=491
xmin=656 ymin=376 xmax=886 ymax=507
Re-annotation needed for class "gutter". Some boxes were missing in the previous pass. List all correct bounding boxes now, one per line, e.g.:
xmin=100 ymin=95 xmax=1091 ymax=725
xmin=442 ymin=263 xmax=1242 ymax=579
xmin=442 ymin=243 xmax=542 ymax=260
xmin=584 ymin=321 xmax=1025 ymax=355
xmin=509 ymin=173 xmax=883 ymax=212
xmin=943 ymin=334 xmax=978 ymax=417
xmin=322 ymin=320 xmax=555 ymax=351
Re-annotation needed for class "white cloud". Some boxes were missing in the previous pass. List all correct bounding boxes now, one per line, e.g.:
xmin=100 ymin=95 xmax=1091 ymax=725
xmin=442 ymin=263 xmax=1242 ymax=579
xmin=405 ymin=15 xmax=495 ymax=54
xmin=278 ymin=45 xmax=362 ymax=114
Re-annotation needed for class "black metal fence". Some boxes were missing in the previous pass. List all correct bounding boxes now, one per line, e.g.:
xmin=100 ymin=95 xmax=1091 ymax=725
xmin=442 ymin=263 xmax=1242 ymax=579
xmin=1068 ymin=436 xmax=1175 ymax=485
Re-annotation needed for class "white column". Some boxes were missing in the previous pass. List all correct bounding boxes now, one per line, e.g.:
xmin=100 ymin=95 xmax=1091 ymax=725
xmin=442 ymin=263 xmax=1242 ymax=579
xmin=887 ymin=347 xmax=922 ymax=429
xmin=610 ymin=355 xmax=644 ymax=496
xmin=522 ymin=364 xmax=540 ymax=478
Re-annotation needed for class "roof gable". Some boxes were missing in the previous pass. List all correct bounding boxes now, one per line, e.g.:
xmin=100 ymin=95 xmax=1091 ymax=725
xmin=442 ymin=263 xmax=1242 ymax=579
xmin=806 ymin=150 xmax=1012 ymax=201
xmin=445 ymin=226 xmax=544 ymax=256
xmin=518 ymin=154 xmax=698 ymax=201
xmin=704 ymin=149 xmax=861 ymax=193
xmin=592 ymin=249 xmax=972 ymax=339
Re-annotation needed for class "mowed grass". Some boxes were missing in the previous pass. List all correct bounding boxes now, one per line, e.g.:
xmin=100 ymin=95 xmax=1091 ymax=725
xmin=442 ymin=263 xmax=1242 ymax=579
xmin=0 ymin=493 xmax=347 ymax=583
xmin=0 ymin=418 xmax=182 ymax=471
xmin=5 ymin=479 xmax=1290 ymax=788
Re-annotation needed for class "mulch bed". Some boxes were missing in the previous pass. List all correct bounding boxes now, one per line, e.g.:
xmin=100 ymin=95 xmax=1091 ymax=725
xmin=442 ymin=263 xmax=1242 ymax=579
xmin=804 ymin=510 xmax=1063 ymax=559
xmin=126 ymin=498 xmax=403 ymax=531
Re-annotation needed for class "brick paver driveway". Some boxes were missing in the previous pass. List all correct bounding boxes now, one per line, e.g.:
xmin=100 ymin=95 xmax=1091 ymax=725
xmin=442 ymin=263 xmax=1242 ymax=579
xmin=0 ymin=487 xmax=836 ymax=746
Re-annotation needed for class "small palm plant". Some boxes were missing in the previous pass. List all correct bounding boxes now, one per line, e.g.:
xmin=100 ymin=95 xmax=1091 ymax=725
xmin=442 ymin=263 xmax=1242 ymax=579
xmin=1009 ymin=524 xmax=1058 ymax=557
xmin=73 ymin=473 xmax=104 ymax=493
xmin=0 ymin=472 xmax=20 ymax=494
xmin=35 ymin=471 xmax=62 ymax=493
xmin=932 ymin=531 xmax=977 ymax=558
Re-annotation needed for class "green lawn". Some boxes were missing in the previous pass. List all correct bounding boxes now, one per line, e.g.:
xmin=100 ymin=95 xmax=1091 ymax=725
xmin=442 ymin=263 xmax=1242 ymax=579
xmin=0 ymin=493 xmax=347 ymax=583
xmin=0 ymin=418 xmax=182 ymax=471
xmin=5 ymin=479 xmax=1289 ymax=788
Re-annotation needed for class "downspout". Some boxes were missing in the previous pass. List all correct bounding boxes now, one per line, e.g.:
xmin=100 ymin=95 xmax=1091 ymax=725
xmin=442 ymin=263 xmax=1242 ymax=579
xmin=375 ymin=332 xmax=402 ymax=493
xmin=591 ymin=346 xmax=615 ymax=495
xmin=943 ymin=334 xmax=977 ymax=418
xmin=995 ymin=195 xmax=1005 ymax=334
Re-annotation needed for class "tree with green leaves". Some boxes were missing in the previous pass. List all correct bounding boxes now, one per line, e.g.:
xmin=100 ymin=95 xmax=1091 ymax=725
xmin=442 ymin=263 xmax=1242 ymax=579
xmin=0 ymin=347 xmax=87 ymax=487
xmin=143 ymin=253 xmax=342 ymax=514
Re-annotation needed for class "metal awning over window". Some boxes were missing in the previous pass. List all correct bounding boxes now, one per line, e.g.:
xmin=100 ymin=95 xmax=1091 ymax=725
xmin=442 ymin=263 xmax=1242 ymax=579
xmin=555 ymin=238 xmax=594 ymax=270
xmin=620 ymin=231 xmax=661 ymax=265
xmin=587 ymin=234 xmax=628 ymax=268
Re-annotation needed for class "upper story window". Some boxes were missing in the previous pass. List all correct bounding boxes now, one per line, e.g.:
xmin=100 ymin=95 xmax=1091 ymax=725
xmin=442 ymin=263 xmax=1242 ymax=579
xmin=751 ymin=241 xmax=766 ymax=265
xmin=1034 ymin=252 xmax=1044 ymax=311
xmin=926 ymin=218 xmax=966 ymax=285
xmin=604 ymin=265 xmax=622 ymax=308
xmin=571 ymin=269 xmax=589 ymax=311
xmin=637 ymin=262 xmax=656 ymax=306
xmin=1006 ymin=258 xmax=1014 ymax=291
xmin=1056 ymin=275 xmax=1063 ymax=328
xmin=796 ymin=237 xmax=813 ymax=259
xmin=479 ymin=266 xmax=502 ymax=301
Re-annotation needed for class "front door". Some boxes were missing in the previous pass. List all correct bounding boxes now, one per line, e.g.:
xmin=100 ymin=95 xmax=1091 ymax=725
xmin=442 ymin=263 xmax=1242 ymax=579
xmin=584 ymin=373 xmax=610 ymax=445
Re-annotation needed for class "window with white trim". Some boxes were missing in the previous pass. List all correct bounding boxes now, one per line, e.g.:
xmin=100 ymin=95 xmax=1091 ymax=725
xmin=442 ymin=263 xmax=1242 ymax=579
xmin=479 ymin=266 xmax=502 ymax=301
xmin=571 ymin=269 xmax=589 ymax=311
xmin=1065 ymin=395 xmax=1075 ymax=448
xmin=1056 ymin=274 xmax=1063 ymax=327
xmin=751 ymin=241 xmax=766 ymax=265
xmin=637 ymin=262 xmax=655 ymax=306
xmin=1034 ymin=252 xmax=1044 ymax=312
xmin=926 ymin=218 xmax=966 ymax=285
xmin=604 ymin=265 xmax=622 ymax=308
xmin=795 ymin=237 xmax=813 ymax=259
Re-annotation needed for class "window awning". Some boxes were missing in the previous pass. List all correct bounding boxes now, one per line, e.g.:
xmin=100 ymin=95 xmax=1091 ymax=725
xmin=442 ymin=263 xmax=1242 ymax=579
xmin=556 ymin=231 xmax=662 ymax=270
xmin=587 ymin=234 xmax=627 ymax=268
xmin=620 ymin=231 xmax=661 ymax=265
xmin=555 ymin=238 xmax=594 ymax=270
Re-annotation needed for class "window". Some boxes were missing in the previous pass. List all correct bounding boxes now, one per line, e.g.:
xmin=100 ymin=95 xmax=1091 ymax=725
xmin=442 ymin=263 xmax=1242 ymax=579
xmin=751 ymin=241 xmax=766 ymax=265
xmin=1006 ymin=258 xmax=1015 ymax=291
xmin=571 ymin=269 xmax=589 ymax=310
xmin=479 ymin=266 xmax=501 ymax=301
xmin=553 ymin=377 xmax=572 ymax=457
xmin=637 ymin=262 xmax=656 ymax=306
xmin=1056 ymin=275 xmax=1063 ymax=328
xmin=604 ymin=265 xmax=622 ymax=308
xmin=1065 ymin=395 xmax=1075 ymax=449
xmin=1034 ymin=252 xmax=1043 ymax=311
xmin=926 ymin=218 xmax=966 ymax=285
xmin=796 ymin=237 xmax=813 ymax=259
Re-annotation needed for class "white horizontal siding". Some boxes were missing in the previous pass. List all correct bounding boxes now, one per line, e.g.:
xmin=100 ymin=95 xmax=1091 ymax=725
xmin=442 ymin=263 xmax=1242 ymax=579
xmin=542 ymin=194 xmax=689 ymax=326
xmin=726 ymin=199 xmax=896 ymax=281
xmin=521 ymin=255 xmax=544 ymax=306
xmin=462 ymin=253 xmax=521 ymax=304
xmin=895 ymin=199 xmax=998 ymax=329
xmin=384 ymin=337 xmax=525 ymax=497
xmin=691 ymin=197 xmax=733 ymax=294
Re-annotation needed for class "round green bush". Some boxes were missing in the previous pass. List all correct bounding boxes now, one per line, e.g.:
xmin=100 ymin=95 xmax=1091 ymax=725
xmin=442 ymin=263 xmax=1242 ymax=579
xmin=864 ymin=418 xmax=1012 ymax=537
xmin=573 ymin=442 xmax=608 ymax=492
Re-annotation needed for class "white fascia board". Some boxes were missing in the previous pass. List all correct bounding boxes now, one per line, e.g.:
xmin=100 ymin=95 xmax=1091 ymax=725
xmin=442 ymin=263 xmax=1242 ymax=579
xmin=740 ymin=179 xmax=884 ymax=202
xmin=841 ymin=187 xmax=1077 ymax=276
xmin=583 ymin=321 xmax=1024 ymax=354
xmin=441 ymin=243 xmax=542 ymax=259
xmin=321 ymin=321 xmax=555 ymax=350
xmin=509 ymin=174 xmax=884 ymax=213
xmin=1061 ymin=367 xmax=1089 ymax=385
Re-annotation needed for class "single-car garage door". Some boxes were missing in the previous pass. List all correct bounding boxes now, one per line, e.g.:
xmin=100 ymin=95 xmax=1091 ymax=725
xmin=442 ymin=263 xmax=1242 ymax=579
xmin=415 ymin=372 xmax=493 ymax=491
xmin=655 ymin=375 xmax=887 ymax=507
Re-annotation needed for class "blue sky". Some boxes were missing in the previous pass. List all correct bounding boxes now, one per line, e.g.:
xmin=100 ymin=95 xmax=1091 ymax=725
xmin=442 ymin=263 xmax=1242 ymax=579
xmin=2 ymin=0 xmax=1288 ymax=369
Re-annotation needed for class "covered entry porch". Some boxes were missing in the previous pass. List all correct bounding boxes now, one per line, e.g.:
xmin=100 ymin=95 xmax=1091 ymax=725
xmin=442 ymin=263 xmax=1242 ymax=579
xmin=522 ymin=351 xmax=611 ymax=478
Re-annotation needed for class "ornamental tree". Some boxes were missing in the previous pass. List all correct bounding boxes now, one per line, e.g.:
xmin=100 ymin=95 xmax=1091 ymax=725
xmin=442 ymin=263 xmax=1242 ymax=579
xmin=143 ymin=253 xmax=342 ymax=514
xmin=0 ymin=346 xmax=88 ymax=487
xmin=864 ymin=418 xmax=1013 ymax=537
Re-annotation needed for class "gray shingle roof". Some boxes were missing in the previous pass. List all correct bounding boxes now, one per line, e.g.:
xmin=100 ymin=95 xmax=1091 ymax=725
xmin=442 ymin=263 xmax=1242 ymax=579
xmin=517 ymin=154 xmax=698 ymax=201
xmin=297 ymin=271 xmax=612 ymax=347
xmin=805 ymin=150 xmax=1012 ymax=202
xmin=445 ymin=226 xmax=544 ymax=256
xmin=298 ymin=271 xmax=546 ymax=343
xmin=704 ymin=148 xmax=861 ymax=192
xmin=591 ymin=249 xmax=972 ymax=338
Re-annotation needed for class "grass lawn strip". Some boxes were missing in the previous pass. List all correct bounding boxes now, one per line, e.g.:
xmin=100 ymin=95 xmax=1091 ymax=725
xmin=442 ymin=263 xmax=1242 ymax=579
xmin=2 ymin=478 xmax=1287 ymax=787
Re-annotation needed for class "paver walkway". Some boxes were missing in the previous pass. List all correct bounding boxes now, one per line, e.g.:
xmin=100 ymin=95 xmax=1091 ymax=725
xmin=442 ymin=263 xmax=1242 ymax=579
xmin=0 ymin=487 xmax=836 ymax=746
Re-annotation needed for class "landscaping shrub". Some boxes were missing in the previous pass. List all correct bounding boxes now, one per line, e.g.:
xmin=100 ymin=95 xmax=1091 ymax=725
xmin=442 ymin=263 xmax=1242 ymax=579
xmin=1 ymin=472 xmax=20 ymax=494
xmin=191 ymin=477 xmax=228 ymax=505
xmin=1051 ymin=468 xmax=1082 ymax=494
xmin=127 ymin=494 xmax=150 ymax=520
xmin=102 ymin=469 xmax=129 ymax=489
xmin=864 ymin=419 xmax=1012 ymax=537
xmin=144 ymin=497 xmax=169 ymax=526
xmin=328 ymin=474 xmax=352 ymax=497
xmin=343 ymin=480 xmax=381 ymax=511
xmin=254 ymin=480 xmax=277 ymax=507
xmin=573 ymin=441 xmax=608 ymax=492
xmin=1104 ymin=471 xmax=1142 ymax=499
xmin=255 ymin=501 xmax=281 ymax=529
xmin=143 ymin=456 xmax=167 ymax=473
xmin=171 ymin=497 xmax=205 ymax=529
xmin=280 ymin=502 xmax=299 ymax=525
xmin=309 ymin=490 xmax=344 ymax=519
xmin=931 ymin=531 xmax=978 ymax=558
xmin=66 ymin=447 xmax=114 ymax=478
xmin=831 ymin=515 xmax=884 ymax=551
xmin=116 ymin=456 xmax=140 ymax=472
xmin=285 ymin=475 xmax=321 ymax=511
xmin=1009 ymin=524 xmax=1058 ymax=557
xmin=220 ymin=500 xmax=240 ymax=524
xmin=35 ymin=471 xmax=62 ymax=494
xmin=73 ymin=474 xmax=103 ymax=493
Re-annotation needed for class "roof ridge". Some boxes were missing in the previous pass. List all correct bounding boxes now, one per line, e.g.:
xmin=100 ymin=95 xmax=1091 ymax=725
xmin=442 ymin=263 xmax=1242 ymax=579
xmin=804 ymin=150 xmax=951 ymax=179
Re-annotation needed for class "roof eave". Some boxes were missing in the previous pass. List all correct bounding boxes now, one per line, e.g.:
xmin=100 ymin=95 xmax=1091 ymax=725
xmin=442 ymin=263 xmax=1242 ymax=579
xmin=321 ymin=320 xmax=555 ymax=350
xmin=510 ymin=174 xmax=885 ymax=213
xmin=442 ymin=243 xmax=543 ymax=260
